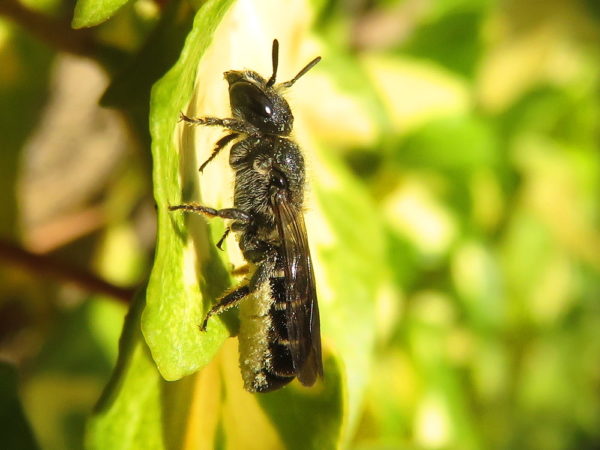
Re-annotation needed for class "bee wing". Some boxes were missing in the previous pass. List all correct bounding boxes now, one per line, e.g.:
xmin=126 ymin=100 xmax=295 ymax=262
xmin=271 ymin=190 xmax=323 ymax=385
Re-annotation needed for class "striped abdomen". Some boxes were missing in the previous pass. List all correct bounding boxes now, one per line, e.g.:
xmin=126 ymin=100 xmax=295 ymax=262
xmin=238 ymin=276 xmax=295 ymax=392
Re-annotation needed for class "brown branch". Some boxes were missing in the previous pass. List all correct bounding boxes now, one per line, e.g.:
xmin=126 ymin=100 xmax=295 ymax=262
xmin=24 ymin=206 xmax=106 ymax=254
xmin=0 ymin=240 xmax=135 ymax=304
xmin=0 ymin=0 xmax=98 ymax=57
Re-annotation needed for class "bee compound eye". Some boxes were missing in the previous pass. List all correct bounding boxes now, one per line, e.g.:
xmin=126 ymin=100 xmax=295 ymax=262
xmin=230 ymin=82 xmax=274 ymax=119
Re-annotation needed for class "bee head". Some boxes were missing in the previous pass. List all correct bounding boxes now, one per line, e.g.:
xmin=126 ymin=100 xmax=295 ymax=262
xmin=224 ymin=41 xmax=320 ymax=137
xmin=225 ymin=70 xmax=293 ymax=136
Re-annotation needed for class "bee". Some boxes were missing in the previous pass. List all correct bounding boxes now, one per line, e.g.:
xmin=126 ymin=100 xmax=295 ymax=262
xmin=170 ymin=40 xmax=323 ymax=392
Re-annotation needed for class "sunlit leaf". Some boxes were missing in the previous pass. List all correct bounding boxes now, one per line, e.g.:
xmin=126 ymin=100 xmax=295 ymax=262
xmin=363 ymin=54 xmax=470 ymax=136
xmin=72 ymin=0 xmax=132 ymax=29
xmin=142 ymin=0 xmax=235 ymax=382
xmin=258 ymin=355 xmax=344 ymax=450
xmin=306 ymin=137 xmax=385 ymax=442
xmin=476 ymin=0 xmax=596 ymax=112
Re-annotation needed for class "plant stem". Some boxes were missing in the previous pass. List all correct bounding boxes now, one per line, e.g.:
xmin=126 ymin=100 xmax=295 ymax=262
xmin=0 ymin=239 xmax=134 ymax=304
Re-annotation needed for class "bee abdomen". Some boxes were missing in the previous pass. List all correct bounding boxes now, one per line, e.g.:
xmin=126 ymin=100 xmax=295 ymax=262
xmin=267 ymin=277 xmax=295 ymax=378
xmin=238 ymin=277 xmax=297 ymax=392
xmin=251 ymin=371 xmax=294 ymax=393
xmin=251 ymin=328 xmax=295 ymax=392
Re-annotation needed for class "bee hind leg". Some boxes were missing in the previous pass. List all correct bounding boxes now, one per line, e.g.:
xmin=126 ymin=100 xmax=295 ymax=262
xmin=201 ymin=259 xmax=271 ymax=331
xmin=201 ymin=284 xmax=251 ymax=332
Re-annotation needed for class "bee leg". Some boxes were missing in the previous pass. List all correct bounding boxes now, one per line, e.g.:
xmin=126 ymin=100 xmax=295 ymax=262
xmin=201 ymin=284 xmax=251 ymax=331
xmin=231 ymin=264 xmax=250 ymax=276
xmin=201 ymin=259 xmax=272 ymax=330
xmin=179 ymin=113 xmax=258 ymax=135
xmin=216 ymin=228 xmax=231 ymax=250
xmin=169 ymin=203 xmax=251 ymax=223
xmin=199 ymin=133 xmax=239 ymax=172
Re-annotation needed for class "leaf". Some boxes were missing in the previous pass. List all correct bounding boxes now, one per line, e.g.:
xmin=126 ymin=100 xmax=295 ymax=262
xmin=258 ymin=356 xmax=345 ymax=450
xmin=142 ymin=0 xmax=235 ymax=381
xmin=400 ymin=2 xmax=486 ymax=77
xmin=398 ymin=115 xmax=498 ymax=173
xmin=89 ymin=290 xmax=223 ymax=450
xmin=306 ymin=141 xmax=386 ymax=442
xmin=363 ymin=54 xmax=470 ymax=137
xmin=100 ymin=0 xmax=196 ymax=128
xmin=88 ymin=290 xmax=343 ymax=449
xmin=0 ymin=362 xmax=40 ymax=450
xmin=72 ymin=0 xmax=132 ymax=29
xmin=87 ymin=291 xmax=165 ymax=449
xmin=476 ymin=0 xmax=596 ymax=112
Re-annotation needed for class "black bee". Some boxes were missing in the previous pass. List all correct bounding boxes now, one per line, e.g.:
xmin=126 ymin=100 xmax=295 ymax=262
xmin=170 ymin=40 xmax=323 ymax=392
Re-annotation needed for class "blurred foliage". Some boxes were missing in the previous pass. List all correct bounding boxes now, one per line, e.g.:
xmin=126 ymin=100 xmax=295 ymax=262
xmin=0 ymin=0 xmax=599 ymax=449
xmin=0 ymin=362 xmax=39 ymax=449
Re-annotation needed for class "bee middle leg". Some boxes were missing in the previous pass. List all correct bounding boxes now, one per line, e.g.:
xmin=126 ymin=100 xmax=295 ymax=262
xmin=169 ymin=203 xmax=251 ymax=223
xmin=216 ymin=228 xmax=231 ymax=250
xmin=231 ymin=264 xmax=250 ymax=276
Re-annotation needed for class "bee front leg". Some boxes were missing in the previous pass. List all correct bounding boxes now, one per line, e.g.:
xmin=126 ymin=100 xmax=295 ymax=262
xmin=216 ymin=228 xmax=231 ymax=250
xmin=179 ymin=113 xmax=258 ymax=135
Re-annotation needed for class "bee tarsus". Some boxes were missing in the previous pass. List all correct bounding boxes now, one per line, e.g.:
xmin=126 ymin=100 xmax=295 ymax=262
xmin=215 ymin=227 xmax=231 ymax=250
xmin=201 ymin=133 xmax=240 ymax=172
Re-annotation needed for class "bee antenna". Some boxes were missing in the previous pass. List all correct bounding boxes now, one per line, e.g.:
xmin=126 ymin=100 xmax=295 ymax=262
xmin=281 ymin=55 xmax=321 ymax=88
xmin=266 ymin=39 xmax=279 ymax=88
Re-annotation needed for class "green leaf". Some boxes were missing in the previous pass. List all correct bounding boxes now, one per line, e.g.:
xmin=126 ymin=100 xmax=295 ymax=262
xmin=90 ymin=291 xmax=221 ymax=450
xmin=398 ymin=115 xmax=499 ymax=173
xmin=0 ymin=363 xmax=40 ymax=450
xmin=88 ymin=290 xmax=342 ymax=449
xmin=87 ymin=291 xmax=165 ymax=449
xmin=258 ymin=356 xmax=344 ymax=450
xmin=142 ymin=0 xmax=235 ymax=381
xmin=400 ymin=1 xmax=487 ymax=77
xmin=309 ymin=144 xmax=386 ymax=442
xmin=21 ymin=300 xmax=125 ymax=449
xmin=100 ymin=0 xmax=196 ymax=146
xmin=72 ymin=0 xmax=131 ymax=29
